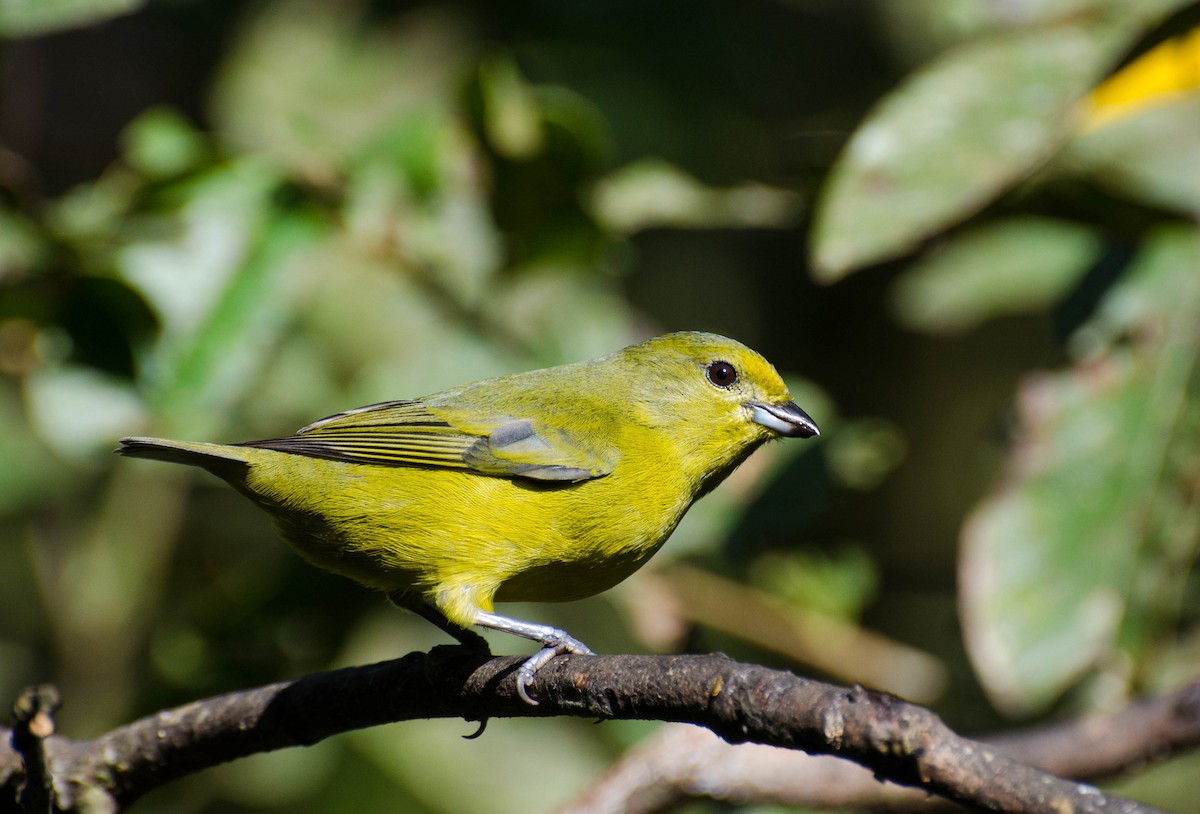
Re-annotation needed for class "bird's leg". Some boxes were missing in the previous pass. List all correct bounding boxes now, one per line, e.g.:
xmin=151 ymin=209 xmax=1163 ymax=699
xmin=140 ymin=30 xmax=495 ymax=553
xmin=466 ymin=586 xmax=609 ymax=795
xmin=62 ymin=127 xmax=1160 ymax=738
xmin=387 ymin=591 xmax=491 ymax=652
xmin=472 ymin=610 xmax=593 ymax=705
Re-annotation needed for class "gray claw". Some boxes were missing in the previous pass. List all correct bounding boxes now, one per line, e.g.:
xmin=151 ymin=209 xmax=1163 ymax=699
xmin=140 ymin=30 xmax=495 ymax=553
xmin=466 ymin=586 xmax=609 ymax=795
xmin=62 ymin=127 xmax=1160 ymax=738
xmin=514 ymin=634 xmax=593 ymax=705
xmin=468 ymin=611 xmax=595 ymax=704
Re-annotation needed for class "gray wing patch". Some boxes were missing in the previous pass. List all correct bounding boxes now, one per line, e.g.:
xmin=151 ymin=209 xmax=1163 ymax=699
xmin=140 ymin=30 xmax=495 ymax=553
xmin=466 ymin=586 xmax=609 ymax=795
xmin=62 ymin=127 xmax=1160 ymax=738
xmin=463 ymin=419 xmax=611 ymax=482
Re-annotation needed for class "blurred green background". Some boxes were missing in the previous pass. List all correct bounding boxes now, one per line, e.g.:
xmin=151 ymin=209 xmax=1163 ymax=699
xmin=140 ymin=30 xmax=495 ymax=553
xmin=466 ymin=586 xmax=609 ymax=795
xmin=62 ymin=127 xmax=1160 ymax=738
xmin=1 ymin=0 xmax=1198 ymax=811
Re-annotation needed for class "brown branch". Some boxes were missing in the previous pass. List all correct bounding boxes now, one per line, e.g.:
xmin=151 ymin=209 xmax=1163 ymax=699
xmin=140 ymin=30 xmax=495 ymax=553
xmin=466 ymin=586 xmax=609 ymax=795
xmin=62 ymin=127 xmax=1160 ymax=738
xmin=0 ymin=651 xmax=1186 ymax=813
xmin=558 ymin=676 xmax=1200 ymax=813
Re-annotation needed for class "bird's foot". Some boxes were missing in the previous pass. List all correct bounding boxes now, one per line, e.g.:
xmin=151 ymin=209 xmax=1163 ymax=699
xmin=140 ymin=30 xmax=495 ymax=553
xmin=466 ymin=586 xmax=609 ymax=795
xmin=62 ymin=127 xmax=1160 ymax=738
xmin=514 ymin=629 xmax=593 ymax=705
xmin=470 ymin=610 xmax=593 ymax=705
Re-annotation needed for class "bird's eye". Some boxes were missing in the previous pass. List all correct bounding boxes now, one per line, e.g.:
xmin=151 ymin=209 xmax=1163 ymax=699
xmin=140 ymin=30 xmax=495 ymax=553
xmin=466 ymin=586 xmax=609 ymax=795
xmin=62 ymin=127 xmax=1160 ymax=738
xmin=706 ymin=361 xmax=738 ymax=388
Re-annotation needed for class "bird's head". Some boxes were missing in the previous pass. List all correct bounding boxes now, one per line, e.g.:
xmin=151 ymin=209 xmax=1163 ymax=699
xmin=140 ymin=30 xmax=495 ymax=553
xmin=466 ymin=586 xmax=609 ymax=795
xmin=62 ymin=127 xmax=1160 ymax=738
xmin=615 ymin=332 xmax=819 ymax=485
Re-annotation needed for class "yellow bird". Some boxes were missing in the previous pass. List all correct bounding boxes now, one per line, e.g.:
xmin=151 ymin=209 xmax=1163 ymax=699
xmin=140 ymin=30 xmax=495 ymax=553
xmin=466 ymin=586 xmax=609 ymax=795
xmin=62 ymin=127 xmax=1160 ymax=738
xmin=118 ymin=331 xmax=819 ymax=703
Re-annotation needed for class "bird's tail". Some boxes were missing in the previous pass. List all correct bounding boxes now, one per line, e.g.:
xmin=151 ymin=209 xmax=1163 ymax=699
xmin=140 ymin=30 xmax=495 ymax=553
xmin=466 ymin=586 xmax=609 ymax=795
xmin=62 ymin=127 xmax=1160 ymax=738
xmin=116 ymin=436 xmax=253 ymax=482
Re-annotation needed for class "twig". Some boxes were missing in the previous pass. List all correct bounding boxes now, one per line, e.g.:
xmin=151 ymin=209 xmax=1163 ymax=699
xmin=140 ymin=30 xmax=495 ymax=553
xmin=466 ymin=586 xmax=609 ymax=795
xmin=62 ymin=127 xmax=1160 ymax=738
xmin=10 ymin=685 xmax=61 ymax=814
xmin=0 ymin=652 xmax=1187 ymax=813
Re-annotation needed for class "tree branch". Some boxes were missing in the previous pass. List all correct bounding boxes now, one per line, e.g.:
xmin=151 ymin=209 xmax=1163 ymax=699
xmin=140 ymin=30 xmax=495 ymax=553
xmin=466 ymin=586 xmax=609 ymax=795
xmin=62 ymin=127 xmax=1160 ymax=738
xmin=0 ymin=651 xmax=1189 ymax=813
xmin=557 ymin=676 xmax=1200 ymax=813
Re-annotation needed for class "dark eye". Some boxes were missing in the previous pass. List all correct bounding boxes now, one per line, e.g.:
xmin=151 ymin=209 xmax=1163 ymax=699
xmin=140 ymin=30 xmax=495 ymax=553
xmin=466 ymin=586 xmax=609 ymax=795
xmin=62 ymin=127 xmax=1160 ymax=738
xmin=706 ymin=360 xmax=738 ymax=388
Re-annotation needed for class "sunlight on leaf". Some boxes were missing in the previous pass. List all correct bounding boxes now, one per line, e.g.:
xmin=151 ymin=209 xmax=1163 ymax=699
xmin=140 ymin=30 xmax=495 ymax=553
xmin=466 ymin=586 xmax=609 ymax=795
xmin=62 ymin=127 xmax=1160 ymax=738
xmin=811 ymin=22 xmax=1124 ymax=279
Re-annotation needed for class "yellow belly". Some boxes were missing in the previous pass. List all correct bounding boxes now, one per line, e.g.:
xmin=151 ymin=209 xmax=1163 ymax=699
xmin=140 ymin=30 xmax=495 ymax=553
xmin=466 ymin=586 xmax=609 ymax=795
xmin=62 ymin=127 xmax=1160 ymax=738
xmin=238 ymin=450 xmax=691 ymax=627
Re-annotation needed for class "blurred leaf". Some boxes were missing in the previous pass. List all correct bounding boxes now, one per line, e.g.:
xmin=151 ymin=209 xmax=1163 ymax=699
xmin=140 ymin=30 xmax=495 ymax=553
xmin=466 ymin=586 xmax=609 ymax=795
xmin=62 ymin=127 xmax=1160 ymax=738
xmin=488 ymin=267 xmax=636 ymax=360
xmin=0 ymin=0 xmax=141 ymax=38
xmin=283 ymin=242 xmax=512 ymax=403
xmin=0 ymin=211 xmax=46 ymax=278
xmin=891 ymin=217 xmax=1103 ymax=334
xmin=120 ymin=107 xmax=208 ymax=179
xmin=1062 ymin=94 xmax=1200 ymax=216
xmin=340 ymin=114 xmax=505 ymax=313
xmin=148 ymin=620 xmax=215 ymax=690
xmin=402 ymin=162 xmax=505 ymax=308
xmin=589 ymin=159 xmax=804 ymax=234
xmin=1111 ymin=750 xmax=1200 ymax=814
xmin=1080 ymin=26 xmax=1200 ymax=129
xmin=350 ymin=110 xmax=449 ymax=204
xmin=153 ymin=209 xmax=324 ymax=436
xmin=960 ymin=226 xmax=1200 ymax=715
xmin=117 ymin=160 xmax=323 ymax=435
xmin=811 ymin=22 xmax=1125 ymax=279
xmin=211 ymin=0 xmax=473 ymax=184
xmin=117 ymin=161 xmax=276 ymax=343
xmin=824 ymin=417 xmax=908 ymax=489
xmin=25 ymin=364 xmax=145 ymax=457
xmin=536 ymin=85 xmax=612 ymax=172
xmin=876 ymin=0 xmax=1194 ymax=63
xmin=748 ymin=545 xmax=878 ymax=621
xmin=478 ymin=52 xmax=545 ymax=160
xmin=49 ymin=170 xmax=140 ymax=249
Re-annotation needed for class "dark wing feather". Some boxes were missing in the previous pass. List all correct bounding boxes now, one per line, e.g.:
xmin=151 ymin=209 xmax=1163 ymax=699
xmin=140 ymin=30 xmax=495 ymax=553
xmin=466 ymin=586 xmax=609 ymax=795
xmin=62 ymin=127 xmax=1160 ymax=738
xmin=239 ymin=399 xmax=613 ymax=481
xmin=240 ymin=400 xmax=476 ymax=471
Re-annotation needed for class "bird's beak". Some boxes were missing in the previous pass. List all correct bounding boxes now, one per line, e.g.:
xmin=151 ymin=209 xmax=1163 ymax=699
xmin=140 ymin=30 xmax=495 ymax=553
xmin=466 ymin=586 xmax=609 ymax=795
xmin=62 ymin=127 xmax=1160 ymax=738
xmin=750 ymin=400 xmax=820 ymax=438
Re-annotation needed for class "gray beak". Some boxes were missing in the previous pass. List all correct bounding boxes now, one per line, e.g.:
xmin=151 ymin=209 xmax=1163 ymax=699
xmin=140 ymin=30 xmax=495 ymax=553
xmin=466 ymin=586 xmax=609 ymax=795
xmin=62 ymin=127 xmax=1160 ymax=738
xmin=750 ymin=401 xmax=820 ymax=438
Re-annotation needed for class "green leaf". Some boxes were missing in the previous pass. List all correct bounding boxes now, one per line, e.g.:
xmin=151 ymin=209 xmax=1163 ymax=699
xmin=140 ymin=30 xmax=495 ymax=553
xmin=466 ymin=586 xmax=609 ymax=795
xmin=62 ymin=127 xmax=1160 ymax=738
xmin=748 ymin=545 xmax=879 ymax=621
xmin=25 ymin=364 xmax=145 ymax=457
xmin=1061 ymin=95 xmax=1200 ymax=217
xmin=589 ymin=159 xmax=804 ymax=234
xmin=811 ymin=23 xmax=1123 ymax=279
xmin=210 ymin=1 xmax=471 ymax=181
xmin=0 ymin=0 xmax=142 ymax=38
xmin=0 ymin=210 xmax=46 ymax=274
xmin=960 ymin=226 xmax=1200 ymax=715
xmin=891 ymin=216 xmax=1102 ymax=334
xmin=875 ymin=0 xmax=1197 ymax=62
xmin=116 ymin=160 xmax=324 ymax=437
xmin=121 ymin=107 xmax=208 ymax=179
xmin=478 ymin=52 xmax=545 ymax=160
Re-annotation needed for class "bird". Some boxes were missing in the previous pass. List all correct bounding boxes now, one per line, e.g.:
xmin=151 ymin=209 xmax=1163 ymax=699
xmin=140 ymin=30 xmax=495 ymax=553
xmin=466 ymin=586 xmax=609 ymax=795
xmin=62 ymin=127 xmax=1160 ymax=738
xmin=117 ymin=331 xmax=819 ymax=703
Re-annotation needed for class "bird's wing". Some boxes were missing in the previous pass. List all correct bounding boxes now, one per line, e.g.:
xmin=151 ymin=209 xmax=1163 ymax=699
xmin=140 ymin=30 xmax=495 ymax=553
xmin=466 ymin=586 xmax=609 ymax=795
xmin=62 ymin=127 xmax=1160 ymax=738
xmin=240 ymin=399 xmax=615 ymax=482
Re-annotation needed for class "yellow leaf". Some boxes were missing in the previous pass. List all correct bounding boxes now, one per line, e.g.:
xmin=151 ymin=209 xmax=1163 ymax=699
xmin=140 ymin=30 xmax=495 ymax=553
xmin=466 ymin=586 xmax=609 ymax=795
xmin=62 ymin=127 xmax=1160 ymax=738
xmin=1081 ymin=27 xmax=1200 ymax=130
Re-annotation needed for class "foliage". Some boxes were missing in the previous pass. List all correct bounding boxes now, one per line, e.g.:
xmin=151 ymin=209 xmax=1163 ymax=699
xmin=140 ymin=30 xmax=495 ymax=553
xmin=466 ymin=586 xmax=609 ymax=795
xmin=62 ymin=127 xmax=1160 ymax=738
xmin=809 ymin=0 xmax=1200 ymax=724
xmin=1 ymin=0 xmax=1198 ymax=811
